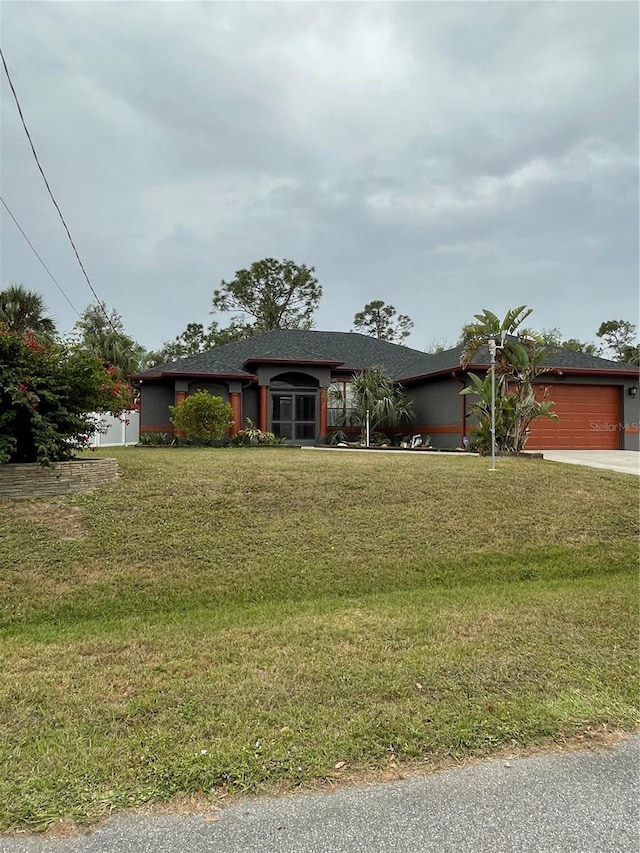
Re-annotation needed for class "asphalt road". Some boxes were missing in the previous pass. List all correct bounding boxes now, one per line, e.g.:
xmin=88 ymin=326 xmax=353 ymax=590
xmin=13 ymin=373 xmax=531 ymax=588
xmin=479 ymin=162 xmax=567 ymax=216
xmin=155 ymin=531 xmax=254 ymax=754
xmin=2 ymin=737 xmax=638 ymax=853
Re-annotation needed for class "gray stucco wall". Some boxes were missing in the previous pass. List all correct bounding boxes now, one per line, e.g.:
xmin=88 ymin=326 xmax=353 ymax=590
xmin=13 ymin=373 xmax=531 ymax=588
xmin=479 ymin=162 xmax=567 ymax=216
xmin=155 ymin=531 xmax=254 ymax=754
xmin=256 ymin=365 xmax=331 ymax=387
xmin=406 ymin=377 xmax=465 ymax=450
xmin=242 ymin=385 xmax=259 ymax=425
xmin=140 ymin=382 xmax=174 ymax=429
xmin=141 ymin=379 xmax=261 ymax=435
xmin=187 ymin=381 xmax=229 ymax=401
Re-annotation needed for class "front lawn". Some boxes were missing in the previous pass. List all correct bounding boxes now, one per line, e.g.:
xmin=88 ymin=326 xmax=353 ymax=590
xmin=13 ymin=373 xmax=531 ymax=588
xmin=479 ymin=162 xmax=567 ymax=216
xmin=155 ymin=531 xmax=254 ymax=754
xmin=0 ymin=448 xmax=638 ymax=832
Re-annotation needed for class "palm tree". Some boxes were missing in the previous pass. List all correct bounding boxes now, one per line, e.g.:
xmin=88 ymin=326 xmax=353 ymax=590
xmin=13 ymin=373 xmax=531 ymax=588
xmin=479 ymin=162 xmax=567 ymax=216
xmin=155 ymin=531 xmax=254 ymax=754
xmin=459 ymin=306 xmax=557 ymax=452
xmin=0 ymin=284 xmax=56 ymax=337
xmin=329 ymin=368 xmax=414 ymax=443
xmin=75 ymin=302 xmax=143 ymax=380
xmin=460 ymin=306 xmax=541 ymax=374
xmin=460 ymin=371 xmax=558 ymax=453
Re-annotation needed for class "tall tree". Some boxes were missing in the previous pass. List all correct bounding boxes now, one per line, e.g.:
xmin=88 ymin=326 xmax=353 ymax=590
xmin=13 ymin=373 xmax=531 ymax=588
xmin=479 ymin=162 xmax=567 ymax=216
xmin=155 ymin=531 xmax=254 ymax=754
xmin=425 ymin=336 xmax=454 ymax=354
xmin=143 ymin=320 xmax=251 ymax=369
xmin=212 ymin=258 xmax=321 ymax=331
xmin=539 ymin=327 xmax=600 ymax=356
xmin=75 ymin=302 xmax=143 ymax=381
xmin=596 ymin=320 xmax=639 ymax=364
xmin=352 ymin=300 xmax=414 ymax=343
xmin=0 ymin=284 xmax=56 ymax=338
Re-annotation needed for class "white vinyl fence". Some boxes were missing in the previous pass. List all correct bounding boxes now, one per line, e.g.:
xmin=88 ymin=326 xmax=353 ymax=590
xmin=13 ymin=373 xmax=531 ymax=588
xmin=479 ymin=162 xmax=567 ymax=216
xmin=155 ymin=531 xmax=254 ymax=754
xmin=87 ymin=410 xmax=140 ymax=447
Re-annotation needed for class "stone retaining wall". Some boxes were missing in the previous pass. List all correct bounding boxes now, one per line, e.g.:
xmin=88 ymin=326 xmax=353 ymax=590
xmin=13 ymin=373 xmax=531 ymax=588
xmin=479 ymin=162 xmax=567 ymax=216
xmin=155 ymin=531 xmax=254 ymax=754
xmin=0 ymin=458 xmax=118 ymax=499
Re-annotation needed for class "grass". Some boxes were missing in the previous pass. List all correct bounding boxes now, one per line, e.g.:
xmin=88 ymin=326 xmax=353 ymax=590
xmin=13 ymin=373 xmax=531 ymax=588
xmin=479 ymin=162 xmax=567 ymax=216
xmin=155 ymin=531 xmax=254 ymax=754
xmin=0 ymin=448 xmax=638 ymax=832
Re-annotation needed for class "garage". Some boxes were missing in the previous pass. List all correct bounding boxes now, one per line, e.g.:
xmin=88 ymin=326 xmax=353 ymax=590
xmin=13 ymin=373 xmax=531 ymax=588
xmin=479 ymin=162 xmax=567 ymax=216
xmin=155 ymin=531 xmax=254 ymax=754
xmin=526 ymin=384 xmax=622 ymax=450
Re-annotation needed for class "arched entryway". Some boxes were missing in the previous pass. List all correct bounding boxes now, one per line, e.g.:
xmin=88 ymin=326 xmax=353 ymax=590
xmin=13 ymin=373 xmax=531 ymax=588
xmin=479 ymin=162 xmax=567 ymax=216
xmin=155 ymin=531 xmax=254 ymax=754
xmin=270 ymin=372 xmax=319 ymax=443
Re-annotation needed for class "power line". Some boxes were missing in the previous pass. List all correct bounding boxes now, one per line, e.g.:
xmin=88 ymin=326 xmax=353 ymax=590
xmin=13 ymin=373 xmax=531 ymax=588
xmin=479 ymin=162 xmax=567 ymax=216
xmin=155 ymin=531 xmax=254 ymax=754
xmin=0 ymin=46 xmax=116 ymax=332
xmin=0 ymin=195 xmax=81 ymax=318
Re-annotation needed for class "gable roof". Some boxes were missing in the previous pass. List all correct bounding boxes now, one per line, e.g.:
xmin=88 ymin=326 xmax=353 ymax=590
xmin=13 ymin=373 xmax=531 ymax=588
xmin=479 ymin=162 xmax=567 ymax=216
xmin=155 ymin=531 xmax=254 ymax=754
xmin=135 ymin=329 xmax=640 ymax=382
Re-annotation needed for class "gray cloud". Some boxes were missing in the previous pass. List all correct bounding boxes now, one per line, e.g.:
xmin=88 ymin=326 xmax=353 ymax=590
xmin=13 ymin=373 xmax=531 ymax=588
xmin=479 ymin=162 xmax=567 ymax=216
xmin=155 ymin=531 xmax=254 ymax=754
xmin=1 ymin=1 xmax=637 ymax=352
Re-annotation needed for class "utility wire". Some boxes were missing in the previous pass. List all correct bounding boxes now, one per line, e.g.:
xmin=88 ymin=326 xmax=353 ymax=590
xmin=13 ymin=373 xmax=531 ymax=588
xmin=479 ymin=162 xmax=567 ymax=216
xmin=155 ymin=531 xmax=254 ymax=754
xmin=0 ymin=195 xmax=81 ymax=318
xmin=0 ymin=46 xmax=117 ymax=332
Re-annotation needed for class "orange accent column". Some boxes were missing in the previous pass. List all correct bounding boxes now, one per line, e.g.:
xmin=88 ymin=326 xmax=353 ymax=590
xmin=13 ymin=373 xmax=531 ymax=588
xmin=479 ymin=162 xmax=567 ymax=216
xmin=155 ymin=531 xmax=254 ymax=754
xmin=319 ymin=387 xmax=328 ymax=439
xmin=259 ymin=386 xmax=268 ymax=432
xmin=229 ymin=392 xmax=241 ymax=436
xmin=174 ymin=390 xmax=187 ymax=438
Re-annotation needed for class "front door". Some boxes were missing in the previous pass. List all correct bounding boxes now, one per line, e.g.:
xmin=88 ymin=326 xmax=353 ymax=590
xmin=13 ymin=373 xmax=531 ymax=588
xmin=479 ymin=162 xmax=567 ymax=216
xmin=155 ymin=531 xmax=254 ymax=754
xmin=271 ymin=393 xmax=317 ymax=442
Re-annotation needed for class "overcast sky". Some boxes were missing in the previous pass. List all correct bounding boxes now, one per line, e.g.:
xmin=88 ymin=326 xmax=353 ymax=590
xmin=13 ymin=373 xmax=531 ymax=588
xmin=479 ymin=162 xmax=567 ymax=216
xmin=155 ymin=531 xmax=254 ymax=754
xmin=1 ymin=1 xmax=638 ymax=352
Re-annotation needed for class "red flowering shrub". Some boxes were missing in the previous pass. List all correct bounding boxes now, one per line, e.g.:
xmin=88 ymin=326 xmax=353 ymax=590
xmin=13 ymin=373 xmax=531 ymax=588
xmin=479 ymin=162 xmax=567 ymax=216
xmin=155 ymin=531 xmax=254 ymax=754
xmin=0 ymin=329 xmax=134 ymax=464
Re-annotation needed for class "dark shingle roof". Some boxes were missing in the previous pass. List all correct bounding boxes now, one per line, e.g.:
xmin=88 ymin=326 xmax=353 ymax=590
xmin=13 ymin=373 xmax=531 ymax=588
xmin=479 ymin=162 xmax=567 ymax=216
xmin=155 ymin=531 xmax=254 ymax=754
xmin=397 ymin=344 xmax=639 ymax=381
xmin=539 ymin=349 xmax=639 ymax=372
xmin=137 ymin=330 xmax=639 ymax=382
xmin=140 ymin=350 xmax=255 ymax=378
xmin=137 ymin=330 xmax=429 ymax=379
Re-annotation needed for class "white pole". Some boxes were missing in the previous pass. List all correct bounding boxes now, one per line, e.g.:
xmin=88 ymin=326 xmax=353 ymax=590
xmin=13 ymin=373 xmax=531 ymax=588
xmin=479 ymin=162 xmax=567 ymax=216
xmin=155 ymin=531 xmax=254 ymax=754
xmin=489 ymin=340 xmax=496 ymax=471
xmin=366 ymin=408 xmax=370 ymax=447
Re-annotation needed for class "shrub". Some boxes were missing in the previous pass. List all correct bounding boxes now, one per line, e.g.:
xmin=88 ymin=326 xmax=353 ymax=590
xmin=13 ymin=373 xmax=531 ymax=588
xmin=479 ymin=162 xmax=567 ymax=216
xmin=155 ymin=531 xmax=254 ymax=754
xmin=229 ymin=418 xmax=285 ymax=446
xmin=137 ymin=432 xmax=174 ymax=447
xmin=169 ymin=391 xmax=234 ymax=445
xmin=0 ymin=329 xmax=133 ymax=465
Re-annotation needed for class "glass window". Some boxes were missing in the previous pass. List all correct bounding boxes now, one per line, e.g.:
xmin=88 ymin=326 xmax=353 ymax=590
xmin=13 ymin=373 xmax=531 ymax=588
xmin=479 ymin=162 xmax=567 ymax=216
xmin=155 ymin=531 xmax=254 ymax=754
xmin=328 ymin=381 xmax=354 ymax=426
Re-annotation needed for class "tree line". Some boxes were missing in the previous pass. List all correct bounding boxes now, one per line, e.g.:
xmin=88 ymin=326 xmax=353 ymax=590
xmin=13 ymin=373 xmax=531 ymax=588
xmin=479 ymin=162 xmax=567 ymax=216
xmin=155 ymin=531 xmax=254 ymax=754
xmin=2 ymin=256 xmax=638 ymax=378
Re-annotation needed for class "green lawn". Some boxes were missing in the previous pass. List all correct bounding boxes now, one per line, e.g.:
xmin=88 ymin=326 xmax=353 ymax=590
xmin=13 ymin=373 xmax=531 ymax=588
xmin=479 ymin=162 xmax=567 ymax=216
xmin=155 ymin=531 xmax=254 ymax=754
xmin=0 ymin=448 xmax=638 ymax=832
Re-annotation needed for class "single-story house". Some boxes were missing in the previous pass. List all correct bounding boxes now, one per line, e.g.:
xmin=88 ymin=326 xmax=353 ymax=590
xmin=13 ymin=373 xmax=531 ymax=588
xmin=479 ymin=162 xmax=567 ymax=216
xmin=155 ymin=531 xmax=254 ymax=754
xmin=132 ymin=329 xmax=640 ymax=451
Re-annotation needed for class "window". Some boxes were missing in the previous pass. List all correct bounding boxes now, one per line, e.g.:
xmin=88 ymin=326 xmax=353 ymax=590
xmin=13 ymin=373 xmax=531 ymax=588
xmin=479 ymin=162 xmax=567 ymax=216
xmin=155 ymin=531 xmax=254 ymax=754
xmin=328 ymin=381 xmax=355 ymax=427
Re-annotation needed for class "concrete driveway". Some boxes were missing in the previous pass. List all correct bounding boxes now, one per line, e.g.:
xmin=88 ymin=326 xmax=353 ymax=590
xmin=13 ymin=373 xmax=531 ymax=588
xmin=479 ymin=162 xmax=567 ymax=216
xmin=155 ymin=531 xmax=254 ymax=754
xmin=540 ymin=450 xmax=640 ymax=476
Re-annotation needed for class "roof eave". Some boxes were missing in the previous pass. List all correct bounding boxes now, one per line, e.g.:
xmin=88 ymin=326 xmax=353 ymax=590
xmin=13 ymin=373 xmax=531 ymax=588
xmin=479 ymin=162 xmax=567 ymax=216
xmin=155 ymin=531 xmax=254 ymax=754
xmin=398 ymin=364 xmax=639 ymax=383
xmin=399 ymin=366 xmax=468 ymax=383
xmin=539 ymin=366 xmax=640 ymax=378
xmin=132 ymin=370 xmax=257 ymax=381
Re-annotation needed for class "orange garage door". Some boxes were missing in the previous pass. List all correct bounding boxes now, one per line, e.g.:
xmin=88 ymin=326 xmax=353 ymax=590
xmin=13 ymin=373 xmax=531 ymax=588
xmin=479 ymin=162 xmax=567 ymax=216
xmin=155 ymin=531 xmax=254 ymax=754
xmin=526 ymin=384 xmax=621 ymax=450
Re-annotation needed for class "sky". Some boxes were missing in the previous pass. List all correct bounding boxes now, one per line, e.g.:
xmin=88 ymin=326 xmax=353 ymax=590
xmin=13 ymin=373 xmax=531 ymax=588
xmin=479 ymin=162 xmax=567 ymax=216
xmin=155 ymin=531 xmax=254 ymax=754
xmin=1 ymin=1 xmax=638 ymax=353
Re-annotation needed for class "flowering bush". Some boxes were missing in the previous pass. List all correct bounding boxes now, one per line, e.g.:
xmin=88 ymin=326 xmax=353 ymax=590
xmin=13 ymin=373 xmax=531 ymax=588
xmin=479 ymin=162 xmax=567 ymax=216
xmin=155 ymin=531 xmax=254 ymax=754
xmin=0 ymin=329 xmax=134 ymax=464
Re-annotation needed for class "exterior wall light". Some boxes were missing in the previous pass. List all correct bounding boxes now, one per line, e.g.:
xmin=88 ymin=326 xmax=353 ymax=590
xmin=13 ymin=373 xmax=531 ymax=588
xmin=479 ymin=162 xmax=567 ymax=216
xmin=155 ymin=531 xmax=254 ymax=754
xmin=629 ymin=386 xmax=638 ymax=398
